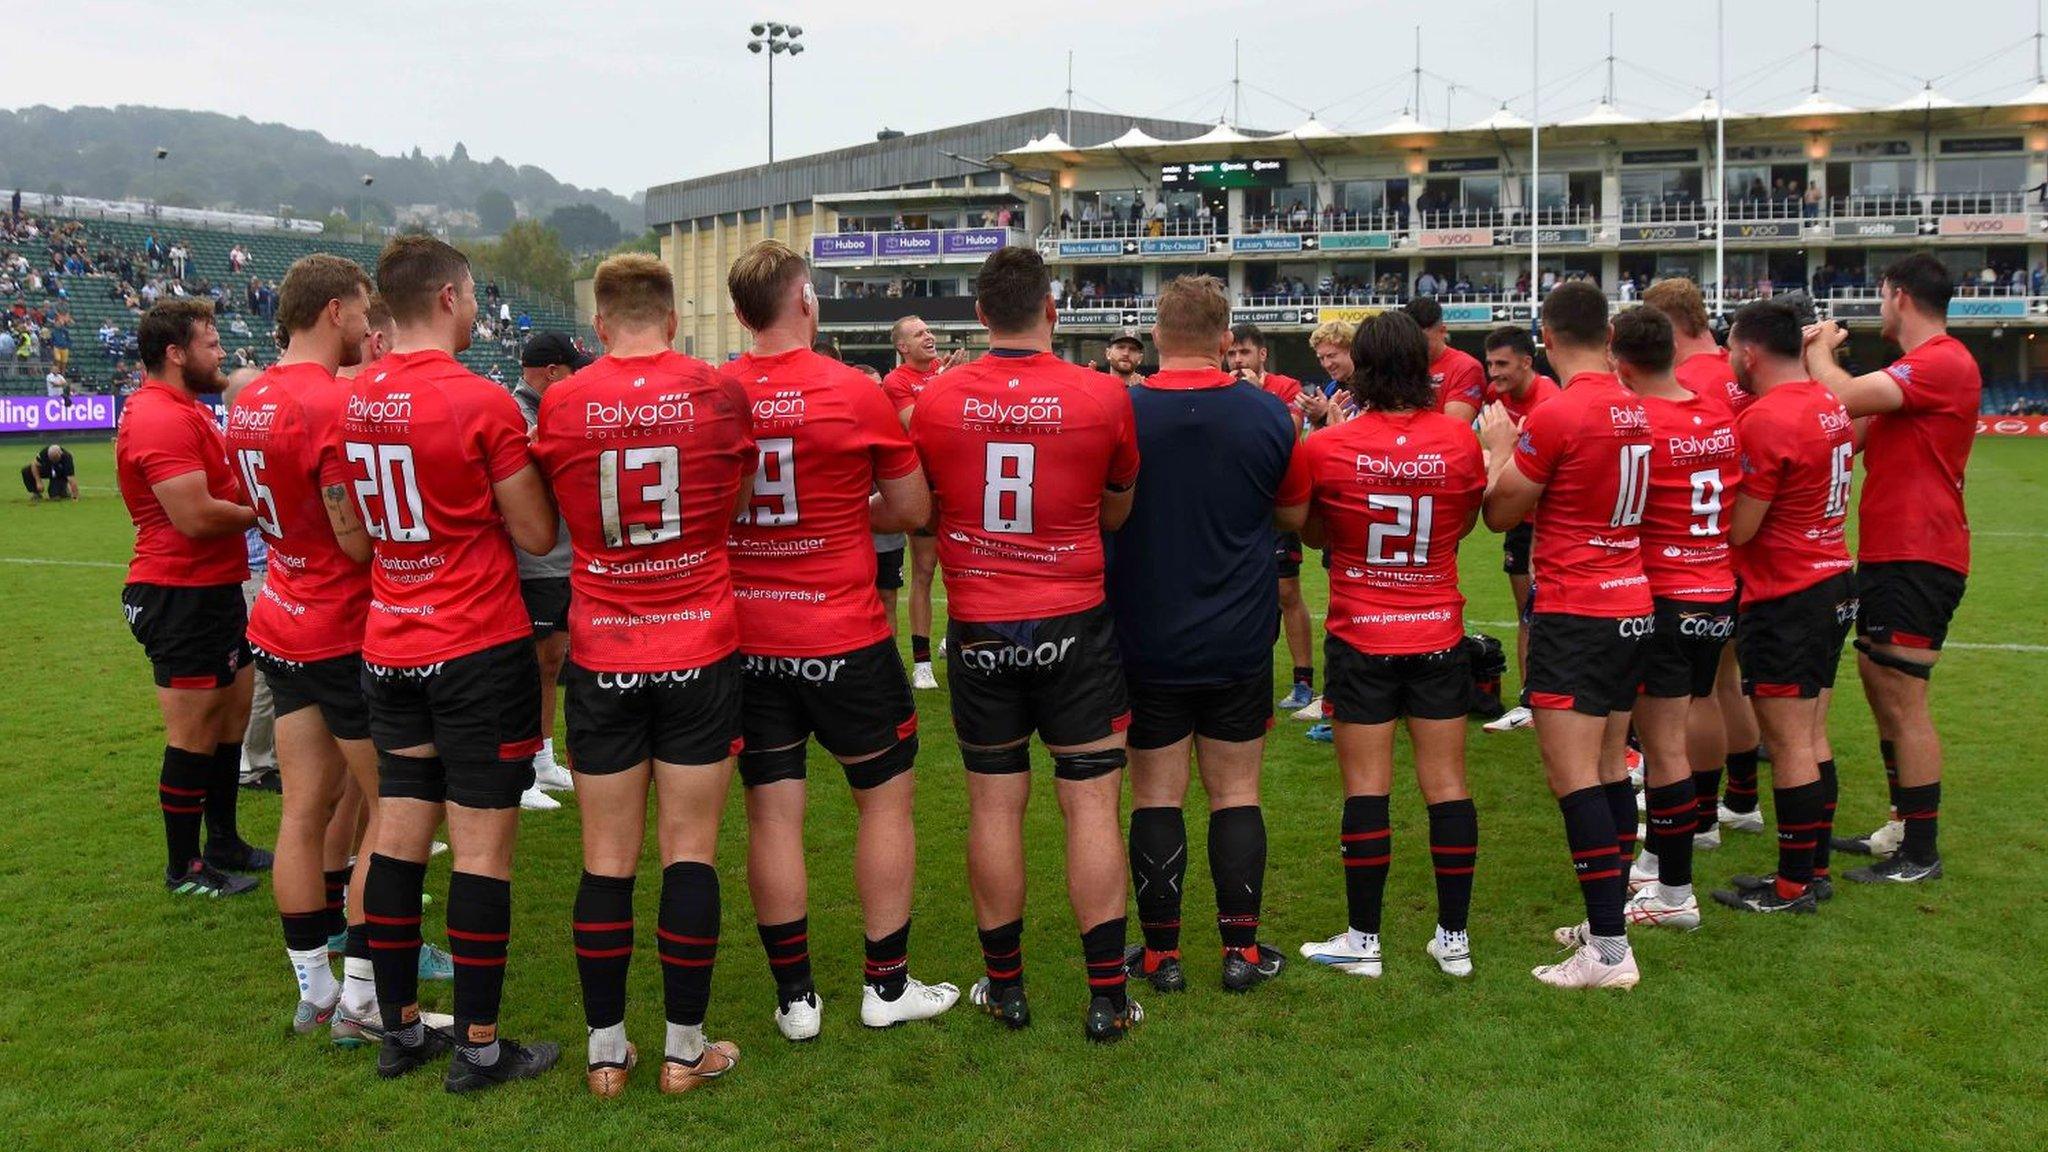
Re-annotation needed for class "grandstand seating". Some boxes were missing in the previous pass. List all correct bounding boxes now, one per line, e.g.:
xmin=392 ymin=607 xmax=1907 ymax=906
xmin=1 ymin=212 xmax=584 ymax=398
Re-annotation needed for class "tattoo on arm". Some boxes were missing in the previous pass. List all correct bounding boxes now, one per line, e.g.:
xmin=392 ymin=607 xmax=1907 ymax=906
xmin=322 ymin=484 xmax=363 ymax=536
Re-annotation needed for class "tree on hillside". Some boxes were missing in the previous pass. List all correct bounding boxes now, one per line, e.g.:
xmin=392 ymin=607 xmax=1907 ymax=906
xmin=475 ymin=189 xmax=516 ymax=234
xmin=465 ymin=220 xmax=572 ymax=302
xmin=545 ymin=203 xmax=624 ymax=253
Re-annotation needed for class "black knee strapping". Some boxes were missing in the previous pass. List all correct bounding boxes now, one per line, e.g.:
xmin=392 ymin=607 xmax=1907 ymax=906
xmin=739 ymin=744 xmax=809 ymax=789
xmin=845 ymin=733 xmax=917 ymax=790
xmin=961 ymin=743 xmax=1030 ymax=775
xmin=376 ymin=750 xmax=446 ymax=803
xmin=1052 ymin=747 xmax=1127 ymax=782
xmin=1854 ymin=638 xmax=1933 ymax=681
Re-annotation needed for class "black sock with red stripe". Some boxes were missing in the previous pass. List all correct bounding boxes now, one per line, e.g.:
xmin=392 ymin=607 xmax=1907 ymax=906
xmin=1880 ymin=739 xmax=1900 ymax=813
xmin=864 ymin=921 xmax=911 ymax=1000
xmin=1080 ymin=917 xmax=1128 ymax=1010
xmin=1209 ymin=805 xmax=1265 ymax=954
xmin=1773 ymin=780 xmax=1825 ymax=898
xmin=1559 ymin=785 xmax=1626 ymax=939
xmin=1293 ymin=666 xmax=1314 ymax=691
xmin=978 ymin=919 xmax=1023 ymax=992
xmin=1812 ymin=758 xmax=1839 ymax=878
xmin=572 ymin=871 xmax=635 ymax=1030
xmin=1723 ymin=747 xmax=1761 ymax=814
xmin=1693 ymin=767 xmax=1723 ymax=838
xmin=1604 ymin=781 xmax=1639 ymax=869
xmin=204 ymin=741 xmax=242 ymax=850
xmin=1341 ymin=794 xmax=1392 ymax=936
xmin=1645 ymin=779 xmax=1697 ymax=888
xmin=363 ymin=853 xmax=425 ymax=1033
xmin=658 ymin=861 xmax=718 ymax=1028
xmin=911 ymin=634 xmax=932 ymax=664
xmin=1426 ymin=799 xmax=1478 ymax=933
xmin=323 ymin=867 xmax=351 ymax=937
xmin=1898 ymin=782 xmax=1940 ymax=864
xmin=446 ymin=871 xmax=512 ymax=1050
xmin=1128 ymin=806 xmax=1186 ymax=956
xmin=158 ymin=746 xmax=210 ymax=875
xmin=280 ymin=909 xmax=329 ymax=951
xmin=757 ymin=916 xmax=813 ymax=1003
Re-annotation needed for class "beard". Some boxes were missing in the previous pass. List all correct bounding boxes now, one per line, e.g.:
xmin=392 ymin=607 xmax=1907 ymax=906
xmin=181 ymin=361 xmax=228 ymax=394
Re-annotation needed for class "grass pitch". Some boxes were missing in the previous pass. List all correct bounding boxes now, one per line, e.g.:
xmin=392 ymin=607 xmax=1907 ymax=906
xmin=2 ymin=438 xmax=2044 ymax=1151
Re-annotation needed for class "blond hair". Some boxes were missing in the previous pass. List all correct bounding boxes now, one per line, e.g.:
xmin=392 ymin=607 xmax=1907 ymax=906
xmin=1309 ymin=319 xmax=1357 ymax=350
xmin=594 ymin=253 xmax=675 ymax=329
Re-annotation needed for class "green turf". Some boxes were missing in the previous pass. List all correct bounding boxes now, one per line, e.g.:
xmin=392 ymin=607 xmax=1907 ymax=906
xmin=3 ymin=439 xmax=2045 ymax=1151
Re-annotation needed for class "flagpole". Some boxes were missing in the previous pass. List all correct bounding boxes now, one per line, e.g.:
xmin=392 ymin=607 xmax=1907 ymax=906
xmin=1715 ymin=0 xmax=1727 ymax=323
xmin=1530 ymin=1 xmax=1541 ymax=318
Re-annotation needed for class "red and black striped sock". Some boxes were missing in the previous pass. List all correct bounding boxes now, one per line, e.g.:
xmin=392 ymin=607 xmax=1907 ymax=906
xmin=322 ymin=867 xmax=351 ymax=937
xmin=1559 ymin=785 xmax=1626 ymax=938
xmin=1080 ymin=917 xmax=1128 ymax=1010
xmin=1341 ymin=794 xmax=1391 ymax=936
xmin=1773 ymin=780 xmax=1825 ymax=897
xmin=864 ymin=921 xmax=910 ymax=1000
xmin=911 ymin=634 xmax=932 ymax=664
xmin=158 ymin=746 xmax=210 ymax=875
xmin=1693 ymin=767 xmax=1723 ymax=838
xmin=1128 ymin=806 xmax=1186 ymax=955
xmin=445 ymin=871 xmax=512 ymax=1048
xmin=1898 ymin=782 xmax=1940 ymax=864
xmin=978 ymin=919 xmax=1023 ymax=992
xmin=363 ymin=853 xmax=425 ymax=1033
xmin=572 ymin=871 xmax=635 ymax=1031
xmin=757 ymin=916 xmax=813 ymax=1002
xmin=1723 ymin=747 xmax=1762 ymax=814
xmin=1812 ymin=758 xmax=1839 ymax=878
xmin=1644 ymin=779 xmax=1698 ymax=888
xmin=1426 ymin=798 xmax=1478 ymax=933
xmin=203 ymin=741 xmax=242 ymax=850
xmin=1604 ymin=781 xmax=1639 ymax=869
xmin=658 ymin=861 xmax=718 ymax=1028
xmin=1880 ymin=739 xmax=1901 ymax=813
xmin=1209 ymin=805 xmax=1265 ymax=954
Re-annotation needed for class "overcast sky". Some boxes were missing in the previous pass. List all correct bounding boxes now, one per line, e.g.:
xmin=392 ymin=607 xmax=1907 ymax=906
xmin=6 ymin=0 xmax=2043 ymax=200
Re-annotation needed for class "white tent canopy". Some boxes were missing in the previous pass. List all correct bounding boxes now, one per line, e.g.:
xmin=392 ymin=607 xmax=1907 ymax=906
xmin=1888 ymin=84 xmax=1958 ymax=112
xmin=1774 ymin=90 xmax=1857 ymax=117
xmin=1465 ymin=104 xmax=1531 ymax=131
xmin=1564 ymin=100 xmax=1639 ymax=127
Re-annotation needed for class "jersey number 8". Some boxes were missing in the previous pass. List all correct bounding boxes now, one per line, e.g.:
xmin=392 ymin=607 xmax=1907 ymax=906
xmin=983 ymin=442 xmax=1035 ymax=534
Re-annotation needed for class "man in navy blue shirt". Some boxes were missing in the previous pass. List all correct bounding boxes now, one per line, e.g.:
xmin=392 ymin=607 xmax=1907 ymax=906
xmin=1105 ymin=275 xmax=1310 ymax=995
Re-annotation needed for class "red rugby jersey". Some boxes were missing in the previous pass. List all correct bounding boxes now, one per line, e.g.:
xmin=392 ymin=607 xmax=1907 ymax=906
xmin=115 ymin=380 xmax=249 ymax=587
xmin=909 ymin=350 xmax=1139 ymax=622
xmin=226 ymin=362 xmax=369 ymax=660
xmin=1510 ymin=372 xmax=1654 ymax=617
xmin=1489 ymin=373 xmax=1560 ymax=422
xmin=1733 ymin=379 xmax=1855 ymax=605
xmin=722 ymin=346 xmax=919 ymax=657
xmin=1638 ymin=388 xmax=1740 ymax=602
xmin=1429 ymin=346 xmax=1488 ymax=414
xmin=1859 ymin=333 xmax=1981 ymax=574
xmin=321 ymin=349 xmax=532 ymax=667
xmin=883 ymin=361 xmax=945 ymax=415
xmin=533 ymin=350 xmax=754 ymax=672
xmin=1676 ymin=347 xmax=1751 ymax=417
xmin=1298 ymin=408 xmax=1484 ymax=654
xmin=1260 ymin=371 xmax=1304 ymax=409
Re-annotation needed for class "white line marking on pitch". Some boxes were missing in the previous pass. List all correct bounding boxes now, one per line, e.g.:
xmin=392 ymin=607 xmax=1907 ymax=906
xmin=0 ymin=557 xmax=124 ymax=569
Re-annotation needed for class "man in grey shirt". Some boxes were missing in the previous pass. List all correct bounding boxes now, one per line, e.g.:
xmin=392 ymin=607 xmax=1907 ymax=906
xmin=513 ymin=332 xmax=591 ymax=807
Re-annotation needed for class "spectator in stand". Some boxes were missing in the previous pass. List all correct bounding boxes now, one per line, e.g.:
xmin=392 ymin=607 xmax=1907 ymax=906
xmin=498 ymin=298 xmax=513 ymax=327
xmin=515 ymin=310 xmax=532 ymax=336
xmin=46 ymin=367 xmax=69 ymax=401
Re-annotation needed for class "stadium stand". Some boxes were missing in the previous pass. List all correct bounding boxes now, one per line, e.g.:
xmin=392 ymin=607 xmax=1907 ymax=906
xmin=1 ymin=210 xmax=585 ymax=398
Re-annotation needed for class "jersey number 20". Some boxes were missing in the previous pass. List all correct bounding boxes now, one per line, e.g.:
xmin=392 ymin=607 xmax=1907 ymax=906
xmin=343 ymin=442 xmax=429 ymax=542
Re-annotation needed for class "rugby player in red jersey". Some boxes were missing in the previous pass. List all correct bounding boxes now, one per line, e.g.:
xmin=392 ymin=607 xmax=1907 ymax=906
xmin=225 ymin=255 xmax=389 ymax=1030
xmin=1293 ymin=312 xmax=1486 ymax=980
xmin=1803 ymin=252 xmax=1977 ymax=884
xmin=1406 ymin=296 xmax=1487 ymax=424
xmin=1645 ymin=277 xmax=1764 ymax=845
xmin=719 ymin=241 xmax=957 ymax=1042
xmin=1605 ymin=307 xmax=1741 ymax=930
xmin=532 ymin=254 xmax=755 ymax=1097
xmin=116 ymin=298 xmax=263 ymax=898
xmin=1479 ymin=281 xmax=1652 ymax=989
xmin=883 ymin=314 xmax=966 ymax=692
xmin=1478 ymin=325 xmax=1561 ymax=733
xmin=325 ymin=236 xmax=563 ymax=1091
xmin=1708 ymin=298 xmax=1858 ymax=915
xmin=910 ymin=246 xmax=1144 ymax=1041
xmin=1226 ymin=322 xmax=1317 ymax=716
